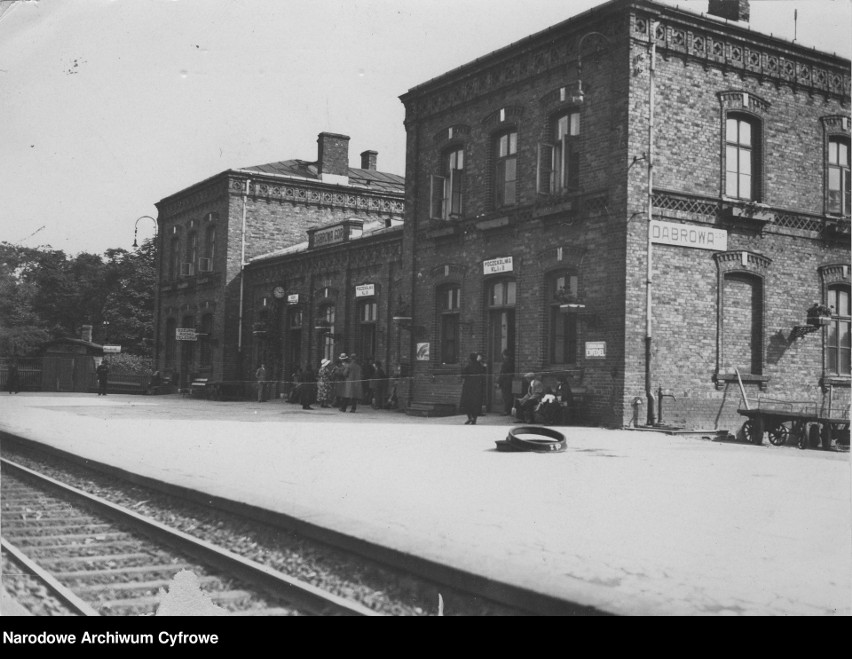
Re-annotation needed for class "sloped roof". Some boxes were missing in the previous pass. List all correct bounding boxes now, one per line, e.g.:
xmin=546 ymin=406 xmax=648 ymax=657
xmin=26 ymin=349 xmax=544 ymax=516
xmin=240 ymin=159 xmax=404 ymax=193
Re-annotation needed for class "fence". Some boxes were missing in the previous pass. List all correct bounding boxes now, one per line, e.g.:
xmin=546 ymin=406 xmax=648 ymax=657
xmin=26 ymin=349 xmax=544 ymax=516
xmin=0 ymin=358 xmax=42 ymax=392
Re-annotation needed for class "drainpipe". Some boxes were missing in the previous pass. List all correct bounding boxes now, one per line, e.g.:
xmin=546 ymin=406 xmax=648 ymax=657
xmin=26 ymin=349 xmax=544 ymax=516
xmin=645 ymin=21 xmax=658 ymax=426
xmin=238 ymin=179 xmax=250 ymax=361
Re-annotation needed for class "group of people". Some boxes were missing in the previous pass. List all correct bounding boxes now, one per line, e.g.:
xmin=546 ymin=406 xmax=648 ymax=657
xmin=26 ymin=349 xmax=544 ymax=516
xmin=261 ymin=354 xmax=391 ymax=412
xmin=459 ymin=349 xmax=573 ymax=426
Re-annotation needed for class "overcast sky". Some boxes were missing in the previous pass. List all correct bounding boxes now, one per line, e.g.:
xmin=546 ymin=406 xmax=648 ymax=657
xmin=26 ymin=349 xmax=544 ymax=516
xmin=1 ymin=0 xmax=849 ymax=257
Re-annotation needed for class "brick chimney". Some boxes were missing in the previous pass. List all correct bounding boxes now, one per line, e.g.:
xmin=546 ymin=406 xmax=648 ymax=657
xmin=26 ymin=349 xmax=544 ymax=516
xmin=708 ymin=0 xmax=749 ymax=22
xmin=317 ymin=132 xmax=350 ymax=184
xmin=360 ymin=150 xmax=378 ymax=171
xmin=81 ymin=324 xmax=93 ymax=342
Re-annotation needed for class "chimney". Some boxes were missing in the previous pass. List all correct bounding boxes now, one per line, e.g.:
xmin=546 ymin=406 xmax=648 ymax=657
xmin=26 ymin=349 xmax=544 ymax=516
xmin=81 ymin=324 xmax=93 ymax=342
xmin=317 ymin=132 xmax=350 ymax=184
xmin=708 ymin=0 xmax=749 ymax=22
xmin=360 ymin=150 xmax=378 ymax=171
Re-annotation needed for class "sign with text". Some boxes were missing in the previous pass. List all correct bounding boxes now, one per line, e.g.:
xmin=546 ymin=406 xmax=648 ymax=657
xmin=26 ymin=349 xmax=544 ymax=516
xmin=585 ymin=341 xmax=606 ymax=358
xmin=287 ymin=294 xmax=299 ymax=305
xmin=355 ymin=284 xmax=375 ymax=297
xmin=102 ymin=345 xmax=122 ymax=354
xmin=176 ymin=328 xmax=197 ymax=341
xmin=483 ymin=256 xmax=513 ymax=275
xmin=312 ymin=225 xmax=345 ymax=248
xmin=651 ymin=220 xmax=727 ymax=251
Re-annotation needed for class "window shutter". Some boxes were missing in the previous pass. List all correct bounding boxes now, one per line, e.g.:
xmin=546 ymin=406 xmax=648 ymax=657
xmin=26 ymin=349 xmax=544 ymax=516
xmin=537 ymin=143 xmax=553 ymax=195
xmin=451 ymin=168 xmax=464 ymax=217
xmin=567 ymin=136 xmax=580 ymax=190
xmin=430 ymin=174 xmax=446 ymax=220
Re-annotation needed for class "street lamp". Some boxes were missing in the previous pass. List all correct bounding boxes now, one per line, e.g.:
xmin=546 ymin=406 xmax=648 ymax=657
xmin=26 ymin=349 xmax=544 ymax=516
xmin=132 ymin=215 xmax=157 ymax=248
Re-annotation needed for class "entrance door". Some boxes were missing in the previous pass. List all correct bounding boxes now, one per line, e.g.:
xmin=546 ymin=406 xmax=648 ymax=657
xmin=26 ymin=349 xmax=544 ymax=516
xmin=486 ymin=279 xmax=516 ymax=412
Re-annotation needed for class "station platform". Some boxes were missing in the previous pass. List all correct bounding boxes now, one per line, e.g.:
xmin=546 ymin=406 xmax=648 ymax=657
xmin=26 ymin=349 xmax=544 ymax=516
xmin=1 ymin=392 xmax=849 ymax=616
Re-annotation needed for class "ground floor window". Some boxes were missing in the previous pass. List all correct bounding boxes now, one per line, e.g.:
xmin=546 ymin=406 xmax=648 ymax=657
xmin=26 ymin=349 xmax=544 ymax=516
xmin=827 ymin=285 xmax=851 ymax=375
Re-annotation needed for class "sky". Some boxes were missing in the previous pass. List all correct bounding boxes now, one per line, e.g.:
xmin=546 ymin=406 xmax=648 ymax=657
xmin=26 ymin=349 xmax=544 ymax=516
xmin=0 ymin=0 xmax=850 ymax=257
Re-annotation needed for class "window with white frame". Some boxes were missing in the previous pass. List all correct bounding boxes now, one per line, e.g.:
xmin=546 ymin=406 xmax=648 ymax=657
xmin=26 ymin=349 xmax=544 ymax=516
xmin=430 ymin=147 xmax=464 ymax=220
xmin=494 ymin=131 xmax=518 ymax=208
xmin=827 ymin=137 xmax=850 ymax=216
xmin=538 ymin=112 xmax=580 ymax=196
xmin=826 ymin=285 xmax=851 ymax=376
xmin=725 ymin=113 xmax=761 ymax=201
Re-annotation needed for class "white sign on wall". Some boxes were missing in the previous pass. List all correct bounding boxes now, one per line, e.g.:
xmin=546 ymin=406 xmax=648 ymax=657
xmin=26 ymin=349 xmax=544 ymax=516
xmin=483 ymin=256 xmax=513 ymax=275
xmin=102 ymin=345 xmax=122 ymax=354
xmin=287 ymin=294 xmax=300 ymax=305
xmin=176 ymin=328 xmax=197 ymax=341
xmin=416 ymin=343 xmax=430 ymax=361
xmin=585 ymin=341 xmax=606 ymax=358
xmin=651 ymin=220 xmax=727 ymax=251
xmin=355 ymin=284 xmax=375 ymax=297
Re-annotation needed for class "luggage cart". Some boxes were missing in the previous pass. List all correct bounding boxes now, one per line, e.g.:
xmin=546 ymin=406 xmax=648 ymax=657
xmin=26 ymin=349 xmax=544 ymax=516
xmin=737 ymin=397 xmax=850 ymax=450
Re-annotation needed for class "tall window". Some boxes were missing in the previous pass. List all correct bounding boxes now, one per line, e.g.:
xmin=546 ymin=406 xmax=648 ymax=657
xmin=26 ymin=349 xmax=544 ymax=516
xmin=318 ymin=305 xmax=336 ymax=362
xmin=201 ymin=225 xmax=216 ymax=272
xmin=437 ymin=285 xmax=460 ymax=364
xmin=827 ymin=137 xmax=850 ymax=216
xmin=169 ymin=237 xmax=180 ymax=280
xmin=487 ymin=279 xmax=516 ymax=368
xmin=725 ymin=114 xmax=760 ymax=201
xmin=183 ymin=231 xmax=197 ymax=276
xmin=165 ymin=318 xmax=176 ymax=368
xmin=549 ymin=273 xmax=579 ymax=364
xmin=494 ymin=131 xmax=518 ymax=208
xmin=826 ymin=285 xmax=851 ymax=376
xmin=430 ymin=147 xmax=464 ymax=220
xmin=538 ymin=112 xmax=580 ymax=195
xmin=358 ymin=300 xmax=377 ymax=359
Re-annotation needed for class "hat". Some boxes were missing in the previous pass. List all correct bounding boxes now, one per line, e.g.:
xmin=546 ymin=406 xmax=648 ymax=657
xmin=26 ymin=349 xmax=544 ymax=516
xmin=321 ymin=358 xmax=331 ymax=368
xmin=524 ymin=372 xmax=536 ymax=379
xmin=339 ymin=353 xmax=349 ymax=361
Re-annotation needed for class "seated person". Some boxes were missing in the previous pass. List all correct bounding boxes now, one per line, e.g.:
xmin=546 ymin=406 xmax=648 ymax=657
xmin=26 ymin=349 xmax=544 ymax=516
xmin=534 ymin=390 xmax=562 ymax=425
xmin=512 ymin=372 xmax=545 ymax=423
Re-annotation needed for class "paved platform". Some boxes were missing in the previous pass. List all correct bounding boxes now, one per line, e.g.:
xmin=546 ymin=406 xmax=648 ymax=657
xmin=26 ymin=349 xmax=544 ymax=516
xmin=1 ymin=393 xmax=849 ymax=616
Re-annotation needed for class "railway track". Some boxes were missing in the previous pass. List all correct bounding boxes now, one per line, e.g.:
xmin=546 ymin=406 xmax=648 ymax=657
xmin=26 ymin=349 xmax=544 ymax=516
xmin=1 ymin=458 xmax=381 ymax=617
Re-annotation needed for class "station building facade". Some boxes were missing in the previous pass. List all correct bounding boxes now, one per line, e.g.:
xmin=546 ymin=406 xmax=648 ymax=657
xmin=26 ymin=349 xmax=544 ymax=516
xmin=396 ymin=0 xmax=851 ymax=429
xmin=153 ymin=133 xmax=405 ymax=388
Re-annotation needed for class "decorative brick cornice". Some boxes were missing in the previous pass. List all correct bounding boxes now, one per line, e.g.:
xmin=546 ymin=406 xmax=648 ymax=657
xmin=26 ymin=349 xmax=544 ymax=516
xmin=227 ymin=178 xmax=404 ymax=215
xmin=717 ymin=90 xmax=770 ymax=115
xmin=633 ymin=9 xmax=850 ymax=101
xmin=713 ymin=250 xmax=772 ymax=274
xmin=821 ymin=115 xmax=851 ymax=135
xmin=433 ymin=124 xmax=471 ymax=145
xmin=819 ymin=263 xmax=850 ymax=285
xmin=158 ymin=181 xmax=223 ymax=217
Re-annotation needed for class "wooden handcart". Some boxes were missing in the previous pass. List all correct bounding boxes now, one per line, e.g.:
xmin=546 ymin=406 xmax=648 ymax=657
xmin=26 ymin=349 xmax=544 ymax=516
xmin=737 ymin=397 xmax=850 ymax=449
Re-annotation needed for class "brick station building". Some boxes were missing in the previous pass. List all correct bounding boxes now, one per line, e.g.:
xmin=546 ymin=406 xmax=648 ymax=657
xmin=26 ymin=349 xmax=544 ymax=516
xmin=395 ymin=0 xmax=850 ymax=429
xmin=153 ymin=133 xmax=404 ymax=390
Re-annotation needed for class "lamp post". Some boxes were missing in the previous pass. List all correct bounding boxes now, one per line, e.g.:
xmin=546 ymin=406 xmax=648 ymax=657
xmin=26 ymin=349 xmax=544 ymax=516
xmin=132 ymin=215 xmax=157 ymax=248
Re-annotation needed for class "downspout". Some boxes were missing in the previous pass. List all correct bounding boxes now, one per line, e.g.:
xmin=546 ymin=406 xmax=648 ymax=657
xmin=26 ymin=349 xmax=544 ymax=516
xmin=645 ymin=21 xmax=658 ymax=426
xmin=238 ymin=179 xmax=249 ymax=360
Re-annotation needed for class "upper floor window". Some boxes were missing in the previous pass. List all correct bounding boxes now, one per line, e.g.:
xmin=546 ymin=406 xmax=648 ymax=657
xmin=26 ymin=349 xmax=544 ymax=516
xmin=183 ymin=231 xmax=198 ymax=276
xmin=169 ymin=237 xmax=180 ymax=280
xmin=494 ymin=131 xmax=518 ymax=208
xmin=725 ymin=114 xmax=761 ymax=201
xmin=200 ymin=226 xmax=216 ymax=273
xmin=538 ymin=112 xmax=580 ymax=196
xmin=826 ymin=285 xmax=851 ymax=376
xmin=437 ymin=284 xmax=460 ymax=365
xmin=827 ymin=137 xmax=850 ymax=216
xmin=430 ymin=147 xmax=464 ymax=220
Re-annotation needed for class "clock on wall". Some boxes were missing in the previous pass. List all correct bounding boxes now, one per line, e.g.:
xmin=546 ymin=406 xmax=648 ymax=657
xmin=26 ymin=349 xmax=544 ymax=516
xmin=272 ymin=286 xmax=286 ymax=299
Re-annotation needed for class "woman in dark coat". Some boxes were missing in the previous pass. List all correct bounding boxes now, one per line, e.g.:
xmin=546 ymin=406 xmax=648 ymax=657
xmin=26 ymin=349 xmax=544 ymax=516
xmin=459 ymin=352 xmax=487 ymax=425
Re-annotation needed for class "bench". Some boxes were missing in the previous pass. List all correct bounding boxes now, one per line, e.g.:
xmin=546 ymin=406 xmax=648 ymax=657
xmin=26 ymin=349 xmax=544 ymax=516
xmin=186 ymin=378 xmax=209 ymax=398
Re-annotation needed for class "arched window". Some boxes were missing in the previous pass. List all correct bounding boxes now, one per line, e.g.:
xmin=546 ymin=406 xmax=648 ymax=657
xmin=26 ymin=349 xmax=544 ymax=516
xmin=548 ymin=272 xmax=579 ymax=365
xmin=358 ymin=299 xmax=378 ymax=359
xmin=494 ymin=130 xmax=518 ymax=208
xmin=722 ymin=272 xmax=763 ymax=375
xmin=184 ymin=231 xmax=198 ymax=276
xmin=827 ymin=137 xmax=850 ymax=216
xmin=436 ymin=284 xmax=460 ymax=364
xmin=486 ymin=278 xmax=516 ymax=368
xmin=169 ymin=237 xmax=180 ymax=281
xmin=317 ymin=304 xmax=336 ymax=362
xmin=538 ymin=111 xmax=580 ymax=195
xmin=725 ymin=113 xmax=761 ymax=201
xmin=201 ymin=225 xmax=216 ymax=272
xmin=826 ymin=285 xmax=851 ymax=376
xmin=430 ymin=147 xmax=465 ymax=220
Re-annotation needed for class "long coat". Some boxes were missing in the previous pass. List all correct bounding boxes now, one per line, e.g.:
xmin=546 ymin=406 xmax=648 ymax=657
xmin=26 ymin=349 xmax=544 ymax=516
xmin=341 ymin=361 xmax=362 ymax=400
xmin=316 ymin=365 xmax=333 ymax=404
xmin=459 ymin=360 xmax=487 ymax=417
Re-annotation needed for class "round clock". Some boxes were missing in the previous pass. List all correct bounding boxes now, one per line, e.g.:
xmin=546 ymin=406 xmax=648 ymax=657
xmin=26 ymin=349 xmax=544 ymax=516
xmin=272 ymin=286 xmax=286 ymax=299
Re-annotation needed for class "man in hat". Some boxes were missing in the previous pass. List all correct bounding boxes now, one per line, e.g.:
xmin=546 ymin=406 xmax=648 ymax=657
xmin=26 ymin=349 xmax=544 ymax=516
xmin=514 ymin=372 xmax=544 ymax=423
xmin=338 ymin=353 xmax=362 ymax=412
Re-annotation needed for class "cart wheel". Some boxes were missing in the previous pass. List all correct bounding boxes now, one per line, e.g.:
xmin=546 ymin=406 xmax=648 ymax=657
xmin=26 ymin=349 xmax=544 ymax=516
xmin=768 ymin=423 xmax=789 ymax=446
xmin=741 ymin=420 xmax=759 ymax=444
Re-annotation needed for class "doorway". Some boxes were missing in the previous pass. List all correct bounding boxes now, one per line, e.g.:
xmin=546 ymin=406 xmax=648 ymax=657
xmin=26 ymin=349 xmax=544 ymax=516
xmin=485 ymin=279 xmax=516 ymax=412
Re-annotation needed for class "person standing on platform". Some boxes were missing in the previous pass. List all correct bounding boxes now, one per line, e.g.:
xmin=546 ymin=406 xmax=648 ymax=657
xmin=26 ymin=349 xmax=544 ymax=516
xmin=300 ymin=366 xmax=316 ymax=410
xmin=339 ymin=353 xmax=362 ymax=413
xmin=255 ymin=363 xmax=267 ymax=402
xmin=372 ymin=360 xmax=388 ymax=410
xmin=498 ymin=349 xmax=515 ymax=415
xmin=459 ymin=352 xmax=487 ymax=425
xmin=7 ymin=361 xmax=20 ymax=394
xmin=316 ymin=358 xmax=333 ymax=408
xmin=96 ymin=360 xmax=109 ymax=396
